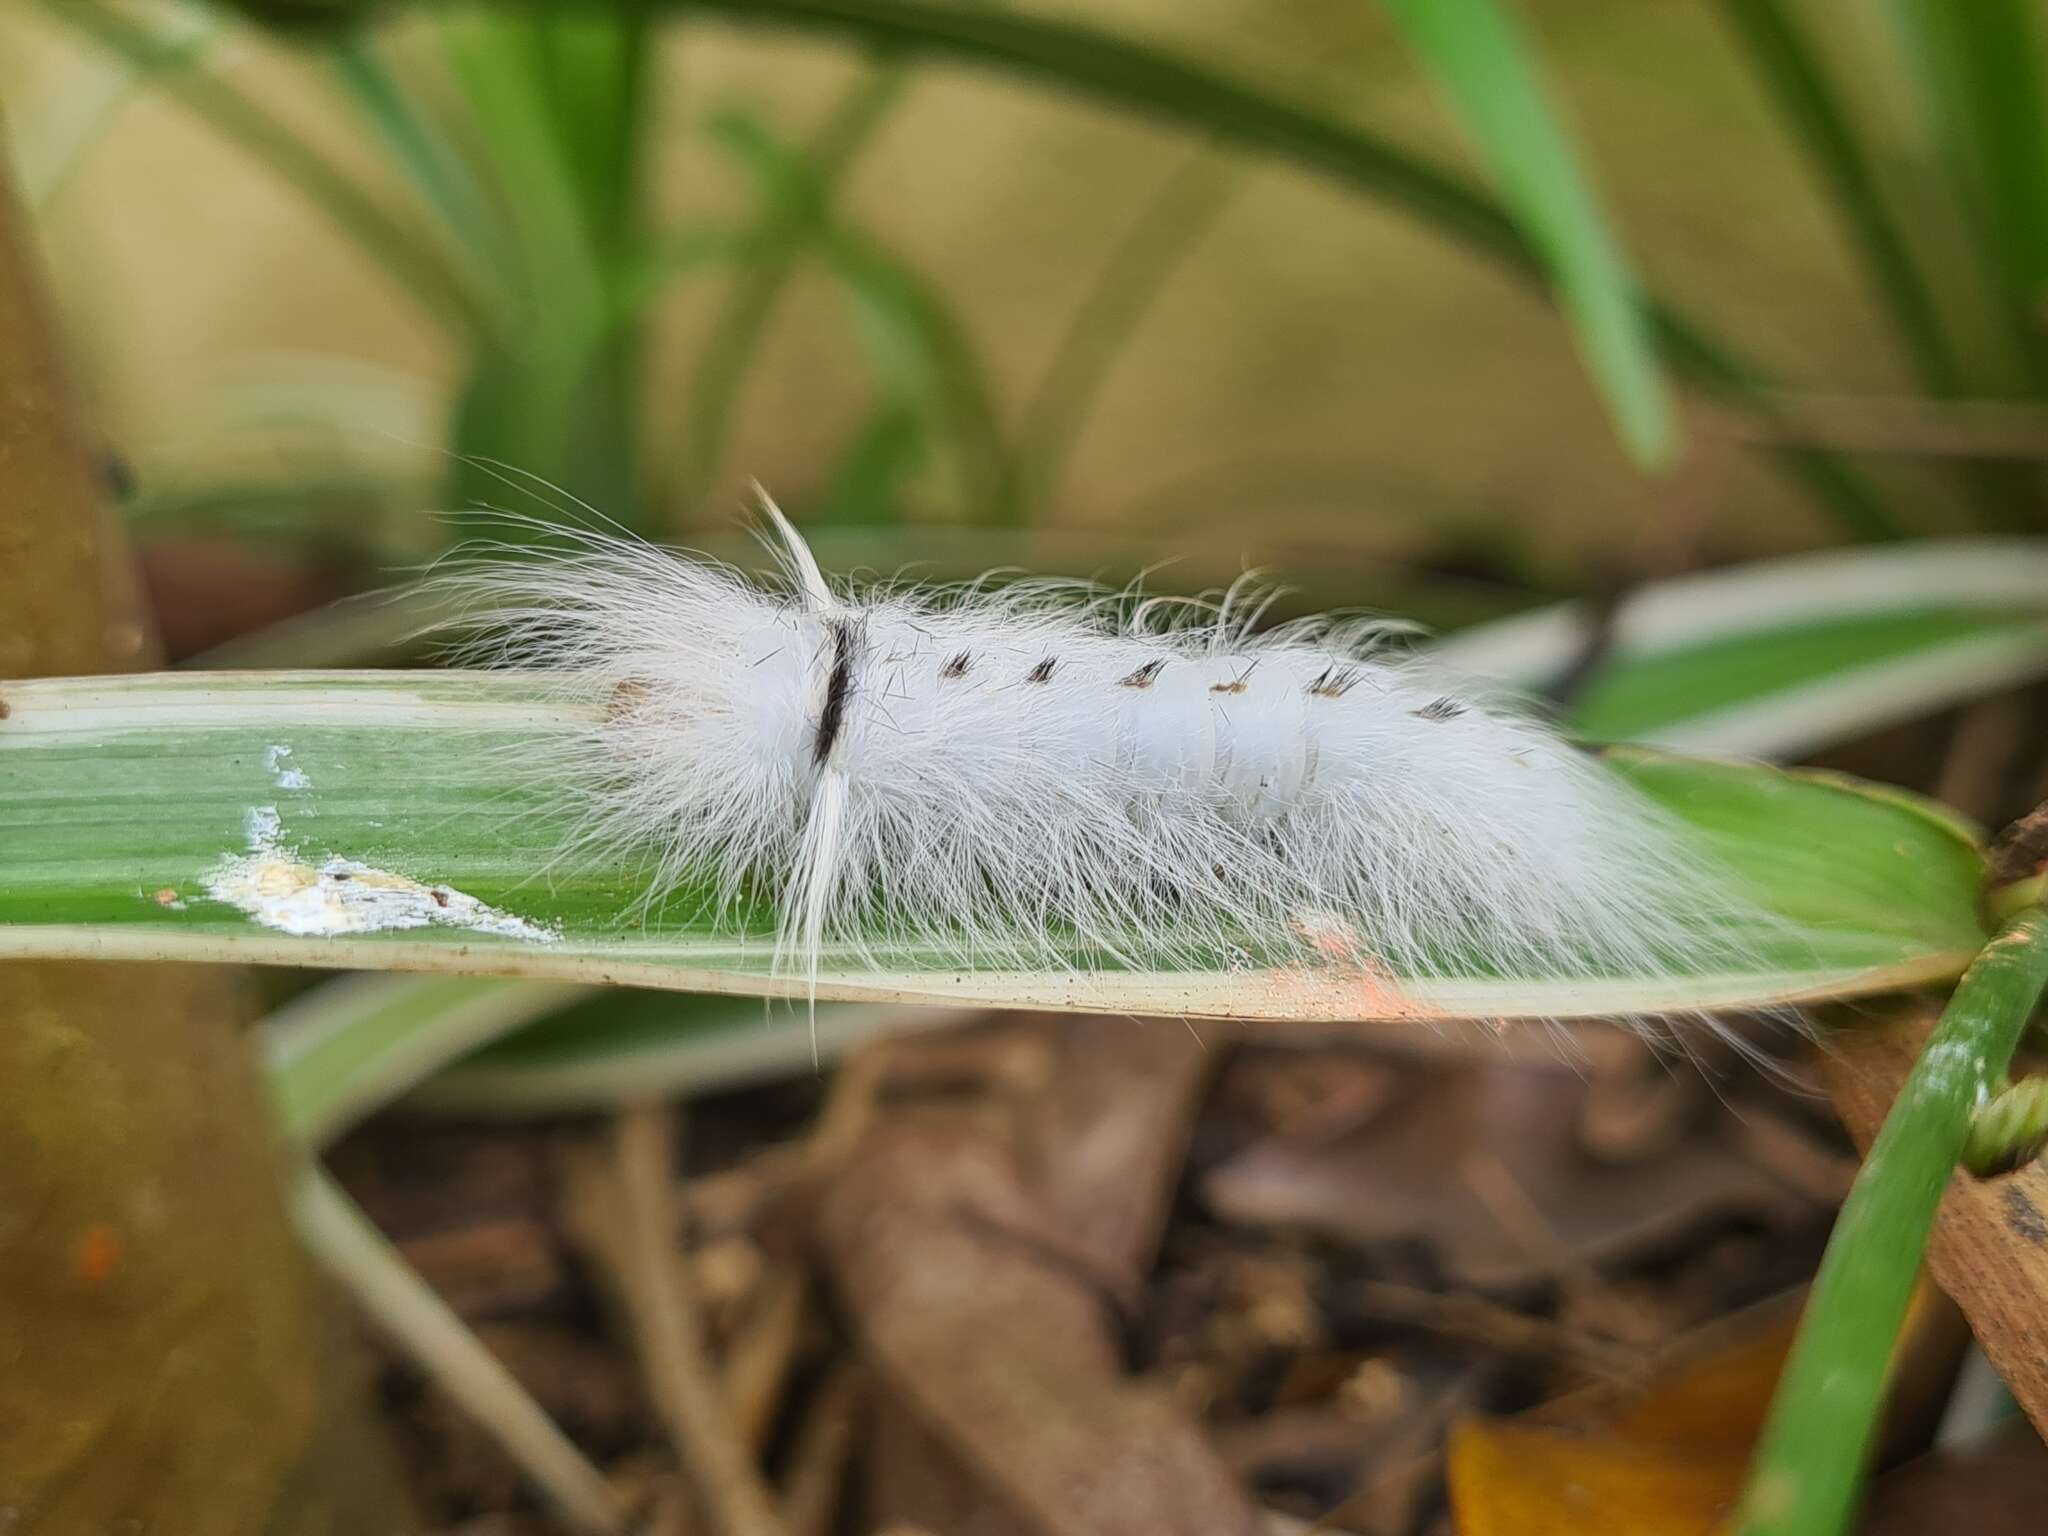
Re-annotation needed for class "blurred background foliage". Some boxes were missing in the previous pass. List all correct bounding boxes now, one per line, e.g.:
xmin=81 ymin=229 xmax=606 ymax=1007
xmin=10 ymin=0 xmax=2048 ymax=650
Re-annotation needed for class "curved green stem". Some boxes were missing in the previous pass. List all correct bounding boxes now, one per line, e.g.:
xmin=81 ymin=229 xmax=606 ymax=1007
xmin=1735 ymin=904 xmax=2048 ymax=1536
xmin=1018 ymin=150 xmax=1235 ymax=520
xmin=679 ymin=61 xmax=906 ymax=514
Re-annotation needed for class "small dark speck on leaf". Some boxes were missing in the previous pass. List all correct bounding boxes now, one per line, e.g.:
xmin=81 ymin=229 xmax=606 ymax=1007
xmin=431 ymin=888 xmax=451 ymax=908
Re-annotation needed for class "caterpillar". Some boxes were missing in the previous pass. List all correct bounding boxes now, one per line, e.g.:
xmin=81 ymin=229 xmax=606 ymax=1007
xmin=440 ymin=497 xmax=1764 ymax=1008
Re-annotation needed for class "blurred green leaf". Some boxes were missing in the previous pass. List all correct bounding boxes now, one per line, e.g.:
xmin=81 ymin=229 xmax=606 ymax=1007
xmin=517 ymin=9 xmax=653 ymax=266
xmin=1018 ymin=151 xmax=1235 ymax=521
xmin=679 ymin=69 xmax=908 ymax=513
xmin=66 ymin=0 xmax=1905 ymax=537
xmin=1717 ymin=0 xmax=2034 ymax=530
xmin=1375 ymin=0 xmax=1675 ymax=467
xmin=46 ymin=0 xmax=491 ymax=336
xmin=123 ymin=470 xmax=416 ymax=555
xmin=266 ymin=972 xmax=589 ymax=1144
xmin=817 ymin=402 xmax=925 ymax=525
xmin=326 ymin=32 xmax=517 ymax=312
xmin=820 ymin=225 xmax=1013 ymax=522
xmin=1568 ymin=607 xmax=2048 ymax=749
xmin=705 ymin=106 xmax=1012 ymax=521
xmin=1884 ymin=0 xmax=2048 ymax=386
xmin=1436 ymin=538 xmax=2048 ymax=756
xmin=438 ymin=10 xmax=638 ymax=521
xmin=1717 ymin=0 xmax=1959 ymax=396
xmin=21 ymin=6 xmax=223 ymax=211
xmin=267 ymin=979 xmax=966 ymax=1134
xmin=669 ymin=0 xmax=1899 ymax=534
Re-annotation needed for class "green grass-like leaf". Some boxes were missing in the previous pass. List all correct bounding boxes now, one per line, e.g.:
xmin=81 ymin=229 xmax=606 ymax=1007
xmin=1717 ymin=0 xmax=1959 ymax=395
xmin=1376 ymin=0 xmax=1675 ymax=467
xmin=669 ymin=0 xmax=1902 ymax=538
xmin=681 ymin=69 xmax=909 ymax=513
xmin=0 ymin=670 xmax=1987 ymax=1019
xmin=1884 ymin=0 xmax=2048 ymax=388
xmin=327 ymin=33 xmax=518 ymax=313
xmin=1436 ymin=538 xmax=2048 ymax=755
xmin=66 ymin=0 xmax=1905 ymax=537
xmin=47 ymin=0 xmax=490 ymax=336
xmin=438 ymin=10 xmax=637 ymax=521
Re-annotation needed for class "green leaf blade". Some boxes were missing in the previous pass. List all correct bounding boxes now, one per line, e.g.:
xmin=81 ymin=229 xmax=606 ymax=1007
xmin=1885 ymin=0 xmax=2048 ymax=384
xmin=1436 ymin=539 xmax=2048 ymax=756
xmin=1375 ymin=0 xmax=1676 ymax=467
xmin=1716 ymin=0 xmax=1959 ymax=395
xmin=0 ymin=671 xmax=1989 ymax=1020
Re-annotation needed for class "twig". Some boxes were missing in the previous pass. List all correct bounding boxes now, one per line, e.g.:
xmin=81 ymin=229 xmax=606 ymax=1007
xmin=292 ymin=1168 xmax=626 ymax=1534
xmin=1457 ymin=1149 xmax=1614 ymax=1313
xmin=1934 ymin=695 xmax=2034 ymax=824
xmin=1735 ymin=1104 xmax=1859 ymax=1205
xmin=804 ymin=1037 xmax=896 ymax=1173
xmin=779 ymin=1365 xmax=862 ymax=1536
xmin=1350 ymin=1280 xmax=1639 ymax=1386
xmin=610 ymin=1105 xmax=788 ymax=1536
xmin=724 ymin=1267 xmax=809 ymax=1453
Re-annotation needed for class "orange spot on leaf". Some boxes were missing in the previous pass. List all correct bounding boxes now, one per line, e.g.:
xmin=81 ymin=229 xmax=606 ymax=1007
xmin=72 ymin=1223 xmax=124 ymax=1288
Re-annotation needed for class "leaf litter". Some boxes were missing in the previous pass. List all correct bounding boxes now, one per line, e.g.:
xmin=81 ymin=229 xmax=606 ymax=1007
xmin=311 ymin=996 xmax=2042 ymax=1536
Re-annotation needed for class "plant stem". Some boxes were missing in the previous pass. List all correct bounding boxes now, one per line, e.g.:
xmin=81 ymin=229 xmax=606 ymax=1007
xmin=1018 ymin=149 xmax=1235 ymax=521
xmin=607 ymin=1105 xmax=789 ymax=1536
xmin=679 ymin=62 xmax=906 ymax=516
xmin=1734 ymin=904 xmax=2048 ymax=1536
xmin=294 ymin=1169 xmax=626 ymax=1534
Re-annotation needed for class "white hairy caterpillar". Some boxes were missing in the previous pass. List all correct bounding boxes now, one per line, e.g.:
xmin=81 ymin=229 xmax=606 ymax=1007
xmin=441 ymin=499 xmax=1764 ymax=1005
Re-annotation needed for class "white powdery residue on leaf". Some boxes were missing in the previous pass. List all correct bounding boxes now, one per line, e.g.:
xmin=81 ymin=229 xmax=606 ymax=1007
xmin=264 ymin=743 xmax=310 ymax=790
xmin=203 ymin=805 xmax=555 ymax=943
